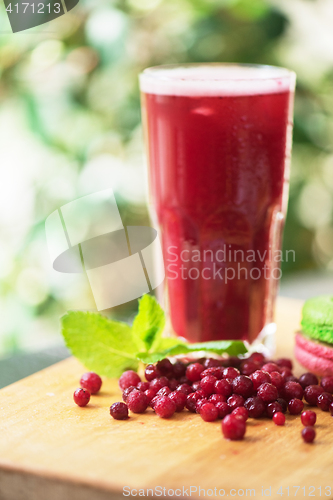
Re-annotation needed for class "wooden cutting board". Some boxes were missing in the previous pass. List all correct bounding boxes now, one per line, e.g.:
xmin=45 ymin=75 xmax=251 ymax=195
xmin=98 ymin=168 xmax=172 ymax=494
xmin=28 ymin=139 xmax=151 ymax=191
xmin=0 ymin=297 xmax=332 ymax=500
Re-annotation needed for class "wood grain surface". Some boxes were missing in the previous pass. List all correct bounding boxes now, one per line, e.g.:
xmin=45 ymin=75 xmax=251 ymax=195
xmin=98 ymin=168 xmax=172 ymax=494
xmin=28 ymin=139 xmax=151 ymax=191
xmin=0 ymin=297 xmax=332 ymax=500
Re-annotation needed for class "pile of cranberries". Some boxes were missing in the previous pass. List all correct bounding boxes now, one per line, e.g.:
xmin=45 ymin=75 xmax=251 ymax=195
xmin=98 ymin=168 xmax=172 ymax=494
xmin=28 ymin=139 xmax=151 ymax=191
xmin=74 ymin=354 xmax=333 ymax=443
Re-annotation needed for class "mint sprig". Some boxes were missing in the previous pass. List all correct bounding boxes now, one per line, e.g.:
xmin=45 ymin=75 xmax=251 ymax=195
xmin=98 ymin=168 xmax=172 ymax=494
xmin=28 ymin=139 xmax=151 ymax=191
xmin=61 ymin=294 xmax=247 ymax=377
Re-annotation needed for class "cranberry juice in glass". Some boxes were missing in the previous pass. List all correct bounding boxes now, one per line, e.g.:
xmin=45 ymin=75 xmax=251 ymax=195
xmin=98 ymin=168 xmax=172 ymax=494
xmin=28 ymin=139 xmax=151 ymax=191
xmin=140 ymin=64 xmax=295 ymax=348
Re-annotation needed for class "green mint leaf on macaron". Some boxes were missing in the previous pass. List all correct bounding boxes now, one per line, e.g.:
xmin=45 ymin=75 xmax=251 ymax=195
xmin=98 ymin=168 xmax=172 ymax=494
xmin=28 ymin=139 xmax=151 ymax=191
xmin=61 ymin=294 xmax=247 ymax=377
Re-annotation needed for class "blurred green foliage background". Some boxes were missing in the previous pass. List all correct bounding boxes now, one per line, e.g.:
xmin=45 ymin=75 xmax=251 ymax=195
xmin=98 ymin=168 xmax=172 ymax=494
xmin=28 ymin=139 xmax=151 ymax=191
xmin=0 ymin=0 xmax=332 ymax=354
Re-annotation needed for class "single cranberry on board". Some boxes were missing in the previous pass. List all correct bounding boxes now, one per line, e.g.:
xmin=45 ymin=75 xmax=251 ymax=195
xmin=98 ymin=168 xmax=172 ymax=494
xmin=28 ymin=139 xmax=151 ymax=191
xmin=73 ymin=388 xmax=90 ymax=407
xmin=119 ymin=370 xmax=141 ymax=391
xmin=301 ymin=410 xmax=317 ymax=427
xmin=80 ymin=372 xmax=102 ymax=395
xmin=222 ymin=414 xmax=246 ymax=440
xmin=273 ymin=412 xmax=285 ymax=426
xmin=302 ymin=426 xmax=316 ymax=443
xmin=110 ymin=402 xmax=129 ymax=420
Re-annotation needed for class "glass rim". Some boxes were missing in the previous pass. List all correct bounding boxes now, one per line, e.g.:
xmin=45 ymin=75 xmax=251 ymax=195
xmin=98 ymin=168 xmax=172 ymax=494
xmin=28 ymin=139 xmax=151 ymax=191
xmin=139 ymin=63 xmax=296 ymax=97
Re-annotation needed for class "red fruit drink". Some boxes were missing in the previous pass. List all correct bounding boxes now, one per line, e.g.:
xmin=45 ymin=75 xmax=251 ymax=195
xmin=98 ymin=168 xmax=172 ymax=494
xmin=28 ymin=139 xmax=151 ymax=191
xmin=140 ymin=64 xmax=295 ymax=345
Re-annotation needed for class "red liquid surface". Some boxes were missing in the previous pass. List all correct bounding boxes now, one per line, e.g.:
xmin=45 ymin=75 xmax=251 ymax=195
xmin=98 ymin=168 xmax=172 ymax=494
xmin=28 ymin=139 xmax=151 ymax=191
xmin=142 ymin=91 xmax=292 ymax=343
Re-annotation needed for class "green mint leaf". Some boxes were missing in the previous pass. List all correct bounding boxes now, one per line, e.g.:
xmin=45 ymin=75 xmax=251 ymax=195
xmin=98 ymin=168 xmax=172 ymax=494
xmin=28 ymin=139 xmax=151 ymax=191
xmin=132 ymin=294 xmax=165 ymax=351
xmin=137 ymin=339 xmax=247 ymax=363
xmin=62 ymin=311 xmax=139 ymax=377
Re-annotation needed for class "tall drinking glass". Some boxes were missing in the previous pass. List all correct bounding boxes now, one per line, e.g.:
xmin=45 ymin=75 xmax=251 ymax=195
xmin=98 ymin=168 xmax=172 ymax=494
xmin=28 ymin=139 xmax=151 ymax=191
xmin=140 ymin=64 xmax=295 ymax=348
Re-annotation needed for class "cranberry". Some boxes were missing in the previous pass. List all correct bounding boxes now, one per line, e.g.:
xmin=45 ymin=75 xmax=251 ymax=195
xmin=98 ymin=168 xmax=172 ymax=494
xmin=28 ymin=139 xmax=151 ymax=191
xmin=150 ymin=395 xmax=159 ymax=409
xmin=267 ymin=401 xmax=283 ymax=418
xmin=275 ymin=358 xmax=293 ymax=370
xmin=214 ymin=379 xmax=233 ymax=397
xmin=186 ymin=392 xmax=202 ymax=413
xmin=250 ymin=370 xmax=271 ymax=391
xmin=242 ymin=361 xmax=260 ymax=376
xmin=156 ymin=386 xmax=171 ymax=397
xmin=203 ymin=358 xmax=223 ymax=368
xmin=302 ymin=426 xmax=316 ymax=443
xmin=262 ymin=362 xmax=281 ymax=374
xmin=299 ymin=373 xmax=318 ymax=389
xmin=276 ymin=398 xmax=288 ymax=413
xmin=200 ymin=402 xmax=218 ymax=422
xmin=73 ymin=388 xmax=90 ymax=407
xmin=269 ymin=372 xmax=284 ymax=391
xmin=200 ymin=375 xmax=217 ymax=396
xmin=168 ymin=391 xmax=187 ymax=412
xmin=223 ymin=367 xmax=240 ymax=380
xmin=227 ymin=394 xmax=245 ymax=411
xmin=330 ymin=402 xmax=333 ymax=416
xmin=215 ymin=401 xmax=231 ymax=419
xmin=317 ymin=392 xmax=333 ymax=411
xmin=195 ymin=398 xmax=209 ymax=413
xmin=122 ymin=386 xmax=136 ymax=402
xmin=156 ymin=358 xmax=174 ymax=376
xmin=127 ymin=389 xmax=148 ymax=413
xmin=222 ymin=414 xmax=246 ymax=440
xmin=172 ymin=361 xmax=186 ymax=379
xmin=178 ymin=376 xmax=191 ymax=385
xmin=154 ymin=396 xmax=176 ymax=418
xmin=244 ymin=397 xmax=266 ymax=418
xmin=145 ymin=364 xmax=161 ymax=382
xmin=232 ymin=375 xmax=253 ymax=399
xmin=168 ymin=378 xmax=179 ymax=391
xmin=248 ymin=352 xmax=266 ymax=365
xmin=281 ymin=367 xmax=293 ymax=380
xmin=288 ymin=398 xmax=304 ymax=415
xmin=186 ymin=363 xmax=204 ymax=382
xmin=209 ymin=394 xmax=227 ymax=404
xmin=192 ymin=381 xmax=201 ymax=391
xmin=144 ymin=389 xmax=157 ymax=404
xmin=200 ymin=367 xmax=223 ymax=379
xmin=150 ymin=376 xmax=169 ymax=392
xmin=301 ymin=410 xmax=317 ymax=426
xmin=273 ymin=412 xmax=285 ymax=426
xmin=110 ymin=402 xmax=128 ymax=420
xmin=285 ymin=375 xmax=300 ymax=384
xmin=137 ymin=381 xmax=150 ymax=392
xmin=119 ymin=370 xmax=141 ymax=391
xmin=80 ymin=372 xmax=102 ymax=394
xmin=257 ymin=383 xmax=278 ymax=403
xmin=304 ymin=385 xmax=324 ymax=406
xmin=321 ymin=376 xmax=333 ymax=394
xmin=283 ymin=381 xmax=303 ymax=401
xmin=231 ymin=406 xmax=249 ymax=421
xmin=176 ymin=383 xmax=193 ymax=395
